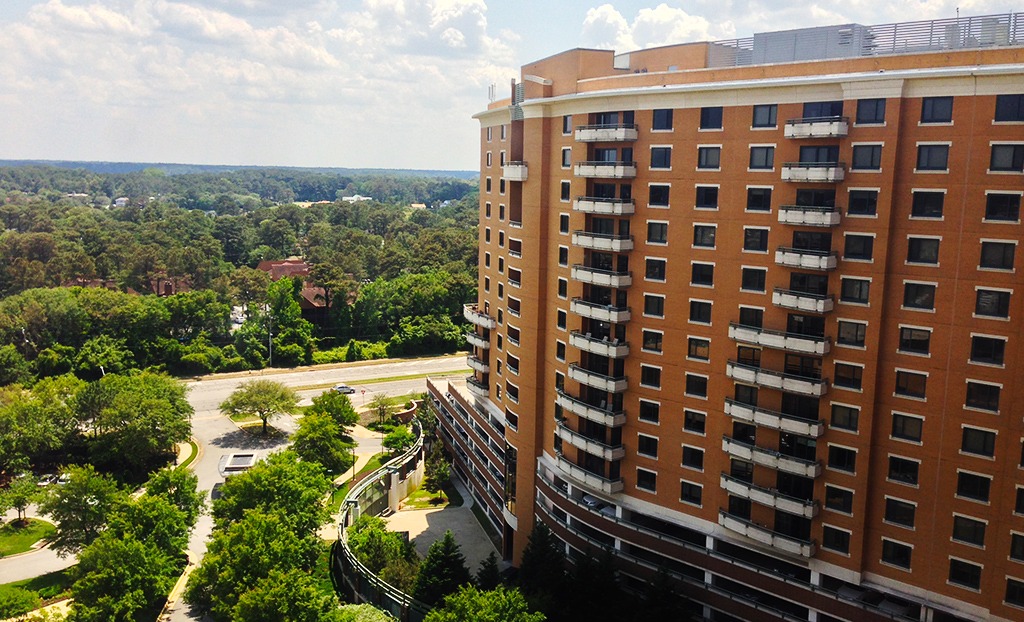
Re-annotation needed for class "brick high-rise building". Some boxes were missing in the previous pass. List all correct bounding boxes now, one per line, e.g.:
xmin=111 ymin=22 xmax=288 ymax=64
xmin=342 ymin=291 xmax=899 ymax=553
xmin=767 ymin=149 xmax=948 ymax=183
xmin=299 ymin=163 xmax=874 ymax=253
xmin=428 ymin=13 xmax=1024 ymax=622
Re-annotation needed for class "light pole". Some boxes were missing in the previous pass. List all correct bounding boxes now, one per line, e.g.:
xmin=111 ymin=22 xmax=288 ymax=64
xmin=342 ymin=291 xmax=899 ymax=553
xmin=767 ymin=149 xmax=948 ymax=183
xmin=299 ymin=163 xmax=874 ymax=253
xmin=266 ymin=305 xmax=273 ymax=369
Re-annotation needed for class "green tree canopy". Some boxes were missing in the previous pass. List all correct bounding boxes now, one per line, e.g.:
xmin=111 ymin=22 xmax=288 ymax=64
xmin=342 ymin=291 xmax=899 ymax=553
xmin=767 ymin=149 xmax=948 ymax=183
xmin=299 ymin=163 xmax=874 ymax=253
xmin=306 ymin=390 xmax=359 ymax=432
xmin=219 ymin=379 xmax=298 ymax=435
xmin=290 ymin=412 xmax=354 ymax=476
xmin=232 ymin=568 xmax=344 ymax=622
xmin=411 ymin=530 xmax=472 ymax=606
xmin=145 ymin=467 xmax=205 ymax=527
xmin=424 ymin=585 xmax=544 ymax=622
xmin=382 ymin=427 xmax=415 ymax=454
xmin=37 ymin=464 xmax=127 ymax=556
xmin=1 ymin=473 xmax=40 ymax=523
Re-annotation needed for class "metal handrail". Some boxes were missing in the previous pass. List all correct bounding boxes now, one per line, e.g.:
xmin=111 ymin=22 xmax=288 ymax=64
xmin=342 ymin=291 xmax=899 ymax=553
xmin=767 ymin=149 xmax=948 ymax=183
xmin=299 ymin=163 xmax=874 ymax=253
xmin=783 ymin=161 xmax=846 ymax=168
xmin=776 ymin=246 xmax=837 ymax=257
xmin=575 ymin=196 xmax=633 ymax=204
xmin=576 ymin=123 xmax=639 ymax=131
xmin=773 ymin=287 xmax=832 ymax=301
xmin=786 ymin=115 xmax=848 ymax=125
xmin=779 ymin=204 xmax=838 ymax=212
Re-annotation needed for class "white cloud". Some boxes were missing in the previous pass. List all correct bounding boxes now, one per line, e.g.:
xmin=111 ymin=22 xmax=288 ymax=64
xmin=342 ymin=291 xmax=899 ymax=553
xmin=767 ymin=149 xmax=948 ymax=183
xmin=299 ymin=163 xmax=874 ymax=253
xmin=581 ymin=3 xmax=721 ymax=52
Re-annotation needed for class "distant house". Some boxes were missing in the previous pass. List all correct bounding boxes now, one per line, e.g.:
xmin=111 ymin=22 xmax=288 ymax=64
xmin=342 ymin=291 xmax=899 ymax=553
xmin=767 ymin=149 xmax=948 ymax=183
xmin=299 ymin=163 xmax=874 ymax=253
xmin=410 ymin=203 xmax=427 ymax=210
xmin=341 ymin=194 xmax=373 ymax=203
xmin=113 ymin=197 xmax=129 ymax=208
xmin=255 ymin=257 xmax=328 ymax=326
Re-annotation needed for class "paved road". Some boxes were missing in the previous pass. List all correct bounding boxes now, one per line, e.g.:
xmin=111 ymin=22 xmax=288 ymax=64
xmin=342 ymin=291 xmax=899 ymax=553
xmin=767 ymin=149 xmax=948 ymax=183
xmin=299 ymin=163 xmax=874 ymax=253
xmin=0 ymin=355 xmax=468 ymax=617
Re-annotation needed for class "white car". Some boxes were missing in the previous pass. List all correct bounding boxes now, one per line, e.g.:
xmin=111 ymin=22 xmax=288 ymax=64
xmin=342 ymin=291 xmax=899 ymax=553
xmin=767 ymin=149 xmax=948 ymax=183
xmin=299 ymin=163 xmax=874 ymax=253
xmin=333 ymin=384 xmax=356 ymax=394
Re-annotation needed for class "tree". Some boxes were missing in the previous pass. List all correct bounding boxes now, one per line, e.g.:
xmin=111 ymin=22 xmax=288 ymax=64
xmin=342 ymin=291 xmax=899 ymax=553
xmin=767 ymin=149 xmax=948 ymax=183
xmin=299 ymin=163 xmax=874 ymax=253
xmin=517 ymin=522 xmax=565 ymax=613
xmin=382 ymin=427 xmax=415 ymax=454
xmin=368 ymin=393 xmax=393 ymax=427
xmin=424 ymin=586 xmax=545 ymax=622
xmin=291 ymin=412 xmax=354 ymax=476
xmin=411 ymin=530 xmax=471 ymax=606
xmin=107 ymin=494 xmax=190 ymax=557
xmin=476 ymin=551 xmax=501 ymax=591
xmin=219 ymin=379 xmax=299 ymax=435
xmin=145 ymin=467 xmax=205 ymax=528
xmin=37 ymin=465 xmax=127 ymax=556
xmin=68 ymin=531 xmax=177 ymax=622
xmin=2 ymin=474 xmax=40 ymax=524
xmin=306 ymin=390 xmax=359 ymax=432
xmin=423 ymin=444 xmax=450 ymax=502
xmin=232 ymin=568 xmax=344 ymax=622
xmin=346 ymin=516 xmax=410 ymax=574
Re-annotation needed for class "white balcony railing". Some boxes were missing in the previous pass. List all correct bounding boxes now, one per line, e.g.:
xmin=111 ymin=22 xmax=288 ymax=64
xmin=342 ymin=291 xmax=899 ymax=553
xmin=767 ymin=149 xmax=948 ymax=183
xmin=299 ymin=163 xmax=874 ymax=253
xmin=718 ymin=511 xmax=817 ymax=558
xmin=721 ymin=436 xmax=822 ymax=478
xmin=463 ymin=304 xmax=497 ymax=329
xmin=772 ymin=288 xmax=834 ymax=314
xmin=555 ymin=390 xmax=626 ymax=427
xmin=571 ymin=265 xmax=632 ymax=288
xmin=775 ymin=247 xmax=838 ymax=271
xmin=568 ymin=363 xmax=627 ymax=393
xmin=573 ymin=197 xmax=635 ymax=215
xmin=569 ymin=299 xmax=631 ymax=323
xmin=724 ymin=398 xmax=825 ymax=438
xmin=570 ymin=331 xmax=629 ymax=358
xmin=781 ymin=162 xmax=845 ymax=183
xmin=728 ymin=322 xmax=830 ymax=355
xmin=777 ymin=205 xmax=841 ymax=227
xmin=784 ymin=117 xmax=849 ymax=139
xmin=720 ymin=474 xmax=819 ymax=518
xmin=502 ymin=161 xmax=528 ymax=182
xmin=555 ymin=454 xmax=624 ymax=494
xmin=574 ymin=162 xmax=637 ymax=179
xmin=574 ymin=124 xmax=639 ymax=142
xmin=572 ymin=231 xmax=634 ymax=253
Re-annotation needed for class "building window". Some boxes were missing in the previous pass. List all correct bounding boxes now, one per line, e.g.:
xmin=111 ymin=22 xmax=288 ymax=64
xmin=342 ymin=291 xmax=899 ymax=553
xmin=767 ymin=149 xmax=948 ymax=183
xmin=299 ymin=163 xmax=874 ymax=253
xmin=640 ymin=365 xmax=661 ymax=389
xmin=834 ymin=364 xmax=863 ymax=390
xmin=995 ymin=94 xmax=1024 ymax=122
xmin=647 ymin=222 xmax=668 ymax=245
xmin=817 ymin=526 xmax=849 ymax=555
xmin=746 ymin=187 xmax=772 ymax=211
xmin=693 ymin=224 xmax=716 ymax=248
xmin=691 ymin=263 xmax=714 ymax=286
xmin=844 ymin=234 xmax=874 ymax=260
xmin=743 ymin=228 xmax=768 ymax=252
xmin=1008 ymin=578 xmax=1024 ymax=607
xmin=856 ymin=98 xmax=886 ymax=124
xmin=562 ymin=115 xmax=572 ymax=134
xmin=687 ymin=337 xmax=710 ymax=361
xmin=848 ymin=189 xmax=878 ymax=215
xmin=903 ymin=282 xmax=936 ymax=310
xmin=752 ymin=104 xmax=777 ymax=128
xmin=966 ymin=381 xmax=1000 ymax=412
xmin=689 ymin=300 xmax=711 ymax=324
xmin=828 ymin=446 xmax=857 ymax=472
xmin=840 ymin=278 xmax=870 ymax=304
xmin=917 ymin=144 xmax=949 ymax=171
xmin=991 ymin=144 xmax=1024 ymax=172
xmin=697 ymin=146 xmax=721 ymax=169
xmin=560 ymin=181 xmax=570 ymax=202
xmin=685 ymin=373 xmax=708 ymax=397
xmin=499 ymin=178 xmax=506 ymax=194
xmin=831 ymin=404 xmax=859 ymax=431
xmin=684 ymin=410 xmax=706 ymax=434
xmin=888 ymin=456 xmax=919 ymax=485
xmin=637 ymin=434 xmax=659 ymax=458
xmin=907 ymin=237 xmax=940 ymax=264
xmin=638 ymin=400 xmax=659 ymax=423
xmin=1018 ymin=488 xmax=1024 ymax=514
xmin=555 ymin=341 xmax=565 ymax=361
xmin=956 ymin=471 xmax=991 ymax=502
xmin=961 ymin=427 xmax=996 ymax=457
xmin=644 ymin=294 xmax=664 ymax=317
xmin=558 ymin=213 xmax=569 ymax=233
xmin=486 ymin=126 xmax=492 ymax=142
xmin=949 ymin=559 xmax=982 ymax=590
xmin=738 ymin=306 xmax=763 ymax=328
xmin=558 ymin=246 xmax=568 ymax=266
xmin=885 ymin=498 xmax=916 ymax=527
xmin=891 ymin=413 xmax=923 ymax=442
xmin=749 ymin=146 xmax=775 ymax=169
xmin=648 ymin=184 xmax=669 ymax=207
xmin=911 ymin=191 xmax=944 ymax=218
xmin=682 ymin=446 xmax=704 ymax=470
xmin=652 ymin=109 xmax=673 ymax=130
xmin=882 ymin=539 xmax=913 ymax=569
xmin=980 ymin=241 xmax=1016 ymax=270
xmin=970 ymin=336 xmax=1005 ymax=366
xmin=975 ymin=288 xmax=1010 ymax=318
xmin=650 ymin=147 xmax=672 ymax=169
xmin=921 ymin=96 xmax=953 ymax=123
xmin=700 ymin=106 xmax=723 ymax=129
xmin=898 ymin=327 xmax=931 ymax=355
xmin=642 ymin=330 xmax=663 ymax=353
xmin=825 ymin=485 xmax=853 ymax=513
xmin=695 ymin=185 xmax=719 ymax=209
xmin=1011 ymin=534 xmax=1024 ymax=561
xmin=895 ymin=370 xmax=927 ymax=398
xmin=556 ymin=310 xmax=566 ymax=329
xmin=645 ymin=258 xmax=666 ymax=281
xmin=741 ymin=268 xmax=766 ymax=292
xmin=852 ymin=144 xmax=882 ymax=170
xmin=680 ymin=481 xmax=702 ymax=505
xmin=985 ymin=193 xmax=1021 ymax=221
xmin=485 ymin=177 xmax=492 ymax=193
xmin=636 ymin=468 xmax=656 ymax=492
xmin=560 ymin=148 xmax=571 ymax=168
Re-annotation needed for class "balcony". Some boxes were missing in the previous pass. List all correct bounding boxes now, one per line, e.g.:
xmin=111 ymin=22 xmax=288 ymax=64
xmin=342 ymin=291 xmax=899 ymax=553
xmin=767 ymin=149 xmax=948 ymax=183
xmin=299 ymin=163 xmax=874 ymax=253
xmin=556 ymin=421 xmax=625 ymax=461
xmin=728 ymin=322 xmax=830 ymax=356
xmin=784 ymin=116 xmax=849 ymax=139
xmin=718 ymin=510 xmax=817 ymax=558
xmin=777 ymin=205 xmax=840 ymax=227
xmin=722 ymin=436 xmax=822 ymax=478
xmin=571 ymin=265 xmax=632 ymax=288
xmin=555 ymin=454 xmax=624 ymax=494
xmin=775 ymin=247 xmax=837 ymax=271
xmin=464 ymin=304 xmax=497 ymax=329
xmin=570 ymin=299 xmax=631 ymax=323
xmin=570 ymin=331 xmax=629 ymax=358
xmin=555 ymin=390 xmax=626 ymax=427
xmin=781 ymin=162 xmax=845 ymax=183
xmin=575 ymin=124 xmax=638 ymax=142
xmin=573 ymin=197 xmax=635 ymax=215
xmin=574 ymin=161 xmax=637 ymax=179
xmin=726 ymin=360 xmax=829 ymax=397
xmin=465 ymin=332 xmax=489 ymax=350
xmin=720 ymin=473 xmax=819 ymax=518
xmin=724 ymin=398 xmax=825 ymax=438
xmin=467 ymin=355 xmax=490 ymax=374
xmin=572 ymin=231 xmax=634 ymax=253
xmin=465 ymin=376 xmax=488 ymax=398
xmin=772 ymin=288 xmax=834 ymax=314
xmin=502 ymin=161 xmax=528 ymax=182
xmin=568 ymin=363 xmax=627 ymax=393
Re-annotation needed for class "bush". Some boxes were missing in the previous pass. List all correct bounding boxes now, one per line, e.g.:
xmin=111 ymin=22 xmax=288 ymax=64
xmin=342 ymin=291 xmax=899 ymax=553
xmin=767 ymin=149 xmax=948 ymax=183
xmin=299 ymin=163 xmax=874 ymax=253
xmin=312 ymin=347 xmax=348 ymax=365
xmin=0 ymin=586 xmax=42 ymax=619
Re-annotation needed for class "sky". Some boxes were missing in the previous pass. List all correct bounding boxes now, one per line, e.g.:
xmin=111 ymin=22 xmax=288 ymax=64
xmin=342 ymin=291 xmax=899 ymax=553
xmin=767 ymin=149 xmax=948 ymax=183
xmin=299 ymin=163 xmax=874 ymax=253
xmin=0 ymin=1 xmax=1016 ymax=171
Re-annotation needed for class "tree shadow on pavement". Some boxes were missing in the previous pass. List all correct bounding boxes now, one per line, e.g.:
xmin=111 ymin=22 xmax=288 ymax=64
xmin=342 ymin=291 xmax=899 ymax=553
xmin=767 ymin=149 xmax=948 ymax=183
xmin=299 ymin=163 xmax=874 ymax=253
xmin=207 ymin=426 xmax=291 ymax=450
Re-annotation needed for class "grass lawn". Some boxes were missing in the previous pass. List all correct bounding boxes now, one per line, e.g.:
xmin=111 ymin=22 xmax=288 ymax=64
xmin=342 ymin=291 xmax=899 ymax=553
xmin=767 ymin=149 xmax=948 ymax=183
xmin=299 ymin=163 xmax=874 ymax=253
xmin=177 ymin=439 xmax=199 ymax=470
xmin=403 ymin=487 xmax=449 ymax=509
xmin=0 ymin=519 xmax=56 ymax=557
xmin=228 ymin=412 xmax=260 ymax=423
xmin=0 ymin=567 xmax=74 ymax=602
xmin=325 ymin=453 xmax=389 ymax=515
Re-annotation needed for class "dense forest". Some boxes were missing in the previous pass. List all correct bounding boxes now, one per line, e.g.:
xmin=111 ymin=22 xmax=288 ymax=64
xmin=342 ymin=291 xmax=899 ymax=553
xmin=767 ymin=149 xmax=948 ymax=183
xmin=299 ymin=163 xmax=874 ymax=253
xmin=0 ymin=165 xmax=479 ymax=384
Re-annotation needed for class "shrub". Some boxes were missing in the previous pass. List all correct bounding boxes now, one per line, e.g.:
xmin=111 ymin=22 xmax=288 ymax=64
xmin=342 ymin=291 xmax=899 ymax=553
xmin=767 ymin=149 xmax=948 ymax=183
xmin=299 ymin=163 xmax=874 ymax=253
xmin=0 ymin=586 xmax=42 ymax=619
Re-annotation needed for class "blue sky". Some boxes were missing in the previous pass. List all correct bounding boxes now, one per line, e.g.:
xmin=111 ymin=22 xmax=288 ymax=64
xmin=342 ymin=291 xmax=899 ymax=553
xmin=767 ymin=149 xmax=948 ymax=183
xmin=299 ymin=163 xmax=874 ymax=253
xmin=0 ymin=1 xmax=1016 ymax=171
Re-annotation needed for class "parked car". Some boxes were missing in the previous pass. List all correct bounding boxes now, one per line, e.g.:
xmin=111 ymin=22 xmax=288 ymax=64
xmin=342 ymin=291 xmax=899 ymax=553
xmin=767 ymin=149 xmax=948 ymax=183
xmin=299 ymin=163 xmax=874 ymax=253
xmin=333 ymin=384 xmax=356 ymax=394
